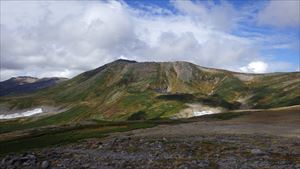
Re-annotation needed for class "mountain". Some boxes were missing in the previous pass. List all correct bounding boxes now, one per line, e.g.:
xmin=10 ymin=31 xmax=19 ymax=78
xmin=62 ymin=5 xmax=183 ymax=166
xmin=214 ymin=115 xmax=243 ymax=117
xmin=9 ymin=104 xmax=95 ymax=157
xmin=0 ymin=76 xmax=68 ymax=96
xmin=0 ymin=59 xmax=299 ymax=122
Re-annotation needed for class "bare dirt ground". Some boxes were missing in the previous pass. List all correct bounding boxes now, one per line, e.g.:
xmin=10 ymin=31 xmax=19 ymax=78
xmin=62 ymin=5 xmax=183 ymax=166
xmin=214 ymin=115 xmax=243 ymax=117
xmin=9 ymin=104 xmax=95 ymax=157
xmin=1 ymin=106 xmax=300 ymax=169
xmin=127 ymin=106 xmax=300 ymax=138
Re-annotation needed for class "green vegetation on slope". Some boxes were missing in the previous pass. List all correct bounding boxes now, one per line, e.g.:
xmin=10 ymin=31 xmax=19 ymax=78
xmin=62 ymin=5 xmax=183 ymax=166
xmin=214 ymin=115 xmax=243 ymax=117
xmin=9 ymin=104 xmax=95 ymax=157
xmin=0 ymin=121 xmax=157 ymax=155
xmin=214 ymin=76 xmax=247 ymax=101
xmin=1 ymin=60 xmax=299 ymax=126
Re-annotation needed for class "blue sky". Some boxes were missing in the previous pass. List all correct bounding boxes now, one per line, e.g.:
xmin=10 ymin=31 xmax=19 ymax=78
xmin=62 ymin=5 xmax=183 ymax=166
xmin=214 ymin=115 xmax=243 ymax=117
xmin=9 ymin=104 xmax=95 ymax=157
xmin=0 ymin=0 xmax=299 ymax=80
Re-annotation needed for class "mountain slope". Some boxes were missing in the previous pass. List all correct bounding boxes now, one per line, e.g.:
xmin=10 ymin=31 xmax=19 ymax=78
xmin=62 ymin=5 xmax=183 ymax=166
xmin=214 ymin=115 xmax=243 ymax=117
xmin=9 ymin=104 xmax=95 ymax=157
xmin=1 ymin=60 xmax=299 ymax=122
xmin=0 ymin=76 xmax=68 ymax=96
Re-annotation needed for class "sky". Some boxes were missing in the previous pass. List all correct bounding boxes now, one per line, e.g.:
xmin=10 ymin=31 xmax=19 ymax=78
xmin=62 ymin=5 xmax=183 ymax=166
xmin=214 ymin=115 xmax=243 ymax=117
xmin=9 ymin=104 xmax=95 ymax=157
xmin=0 ymin=0 xmax=299 ymax=80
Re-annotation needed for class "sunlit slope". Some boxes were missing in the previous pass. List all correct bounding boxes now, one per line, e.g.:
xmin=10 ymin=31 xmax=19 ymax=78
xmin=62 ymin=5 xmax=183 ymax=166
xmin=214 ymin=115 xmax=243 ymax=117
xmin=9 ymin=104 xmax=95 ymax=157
xmin=1 ymin=59 xmax=299 ymax=121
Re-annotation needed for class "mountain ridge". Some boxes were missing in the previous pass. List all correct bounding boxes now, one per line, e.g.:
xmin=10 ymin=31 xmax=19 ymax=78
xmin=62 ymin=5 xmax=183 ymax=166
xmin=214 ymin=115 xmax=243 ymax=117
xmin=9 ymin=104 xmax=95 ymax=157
xmin=0 ymin=59 xmax=299 ymax=122
xmin=0 ymin=76 xmax=68 ymax=96
xmin=105 ymin=59 xmax=299 ymax=75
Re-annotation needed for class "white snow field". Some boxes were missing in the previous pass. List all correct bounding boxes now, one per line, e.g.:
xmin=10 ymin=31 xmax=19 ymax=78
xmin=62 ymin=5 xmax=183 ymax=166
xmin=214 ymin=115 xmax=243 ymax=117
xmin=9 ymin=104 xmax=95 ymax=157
xmin=0 ymin=108 xmax=43 ymax=119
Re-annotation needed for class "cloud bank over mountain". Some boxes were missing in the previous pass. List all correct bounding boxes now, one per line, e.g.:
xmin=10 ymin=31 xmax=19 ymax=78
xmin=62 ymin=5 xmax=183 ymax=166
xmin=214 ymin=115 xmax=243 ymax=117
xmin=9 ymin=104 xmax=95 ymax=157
xmin=1 ymin=0 xmax=299 ymax=80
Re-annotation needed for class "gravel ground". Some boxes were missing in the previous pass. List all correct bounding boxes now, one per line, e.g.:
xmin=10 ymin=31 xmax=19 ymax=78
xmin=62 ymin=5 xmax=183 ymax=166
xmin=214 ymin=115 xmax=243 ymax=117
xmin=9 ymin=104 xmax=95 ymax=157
xmin=1 ymin=108 xmax=299 ymax=169
xmin=1 ymin=133 xmax=300 ymax=169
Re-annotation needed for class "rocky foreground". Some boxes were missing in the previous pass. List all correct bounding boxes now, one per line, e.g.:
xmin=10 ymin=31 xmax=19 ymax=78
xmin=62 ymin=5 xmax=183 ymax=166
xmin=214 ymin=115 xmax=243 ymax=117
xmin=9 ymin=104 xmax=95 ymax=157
xmin=1 ymin=107 xmax=300 ymax=169
xmin=1 ymin=133 xmax=300 ymax=169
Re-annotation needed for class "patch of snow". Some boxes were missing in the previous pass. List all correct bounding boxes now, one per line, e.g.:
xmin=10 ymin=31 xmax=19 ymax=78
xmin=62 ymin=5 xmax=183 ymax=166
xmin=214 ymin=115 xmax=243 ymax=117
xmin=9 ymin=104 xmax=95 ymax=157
xmin=0 ymin=108 xmax=43 ymax=119
xmin=193 ymin=110 xmax=215 ymax=117
xmin=172 ymin=103 xmax=223 ymax=119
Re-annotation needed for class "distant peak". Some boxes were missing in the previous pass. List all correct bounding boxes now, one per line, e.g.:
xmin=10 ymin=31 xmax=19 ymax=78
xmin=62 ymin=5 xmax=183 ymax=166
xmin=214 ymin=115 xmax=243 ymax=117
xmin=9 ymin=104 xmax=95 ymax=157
xmin=113 ymin=59 xmax=137 ymax=64
xmin=12 ymin=76 xmax=38 ymax=80
xmin=4 ymin=76 xmax=68 ymax=83
xmin=8 ymin=76 xmax=39 ymax=84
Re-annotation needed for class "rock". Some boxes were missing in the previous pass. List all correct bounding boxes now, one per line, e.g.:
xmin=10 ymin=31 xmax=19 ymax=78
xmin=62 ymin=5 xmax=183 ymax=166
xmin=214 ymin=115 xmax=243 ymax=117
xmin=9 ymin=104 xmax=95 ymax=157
xmin=178 ymin=164 xmax=190 ymax=169
xmin=197 ymin=160 xmax=209 ymax=167
xmin=27 ymin=154 xmax=37 ymax=160
xmin=1 ymin=156 xmax=9 ymax=165
xmin=251 ymin=149 xmax=263 ymax=155
xmin=22 ymin=161 xmax=31 ymax=166
xmin=8 ymin=157 xmax=17 ymax=165
xmin=41 ymin=160 xmax=50 ymax=169
xmin=82 ymin=163 xmax=90 ymax=168
xmin=19 ymin=156 xmax=30 ymax=163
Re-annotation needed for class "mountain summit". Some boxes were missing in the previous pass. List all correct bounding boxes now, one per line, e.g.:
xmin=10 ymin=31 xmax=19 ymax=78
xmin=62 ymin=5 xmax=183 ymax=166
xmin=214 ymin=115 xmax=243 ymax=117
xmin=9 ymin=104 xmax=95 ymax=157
xmin=1 ymin=60 xmax=299 ymax=121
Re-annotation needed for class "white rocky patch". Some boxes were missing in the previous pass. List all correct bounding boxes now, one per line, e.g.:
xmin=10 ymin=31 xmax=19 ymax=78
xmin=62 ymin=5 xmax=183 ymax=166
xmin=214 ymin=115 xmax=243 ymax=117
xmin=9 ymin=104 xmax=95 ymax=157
xmin=0 ymin=108 xmax=43 ymax=119
xmin=193 ymin=110 xmax=216 ymax=117
xmin=172 ymin=103 xmax=223 ymax=119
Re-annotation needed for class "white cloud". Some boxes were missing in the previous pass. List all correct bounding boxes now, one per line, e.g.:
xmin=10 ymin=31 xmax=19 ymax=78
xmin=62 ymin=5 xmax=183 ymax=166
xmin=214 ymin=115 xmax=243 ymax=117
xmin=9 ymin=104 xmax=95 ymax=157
xmin=0 ymin=0 xmax=297 ymax=81
xmin=119 ymin=55 xmax=129 ymax=60
xmin=257 ymin=0 xmax=300 ymax=27
xmin=240 ymin=61 xmax=268 ymax=73
xmin=171 ymin=0 xmax=238 ymax=32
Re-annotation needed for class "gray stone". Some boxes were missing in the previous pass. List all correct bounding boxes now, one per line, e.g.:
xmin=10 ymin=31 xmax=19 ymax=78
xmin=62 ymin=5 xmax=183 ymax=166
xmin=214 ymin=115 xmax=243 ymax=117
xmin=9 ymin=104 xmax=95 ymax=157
xmin=1 ymin=157 xmax=8 ymax=165
xmin=41 ymin=160 xmax=50 ymax=169
xmin=27 ymin=154 xmax=36 ymax=160
xmin=82 ymin=163 xmax=90 ymax=168
xmin=295 ymin=164 xmax=300 ymax=169
xmin=251 ymin=149 xmax=263 ymax=155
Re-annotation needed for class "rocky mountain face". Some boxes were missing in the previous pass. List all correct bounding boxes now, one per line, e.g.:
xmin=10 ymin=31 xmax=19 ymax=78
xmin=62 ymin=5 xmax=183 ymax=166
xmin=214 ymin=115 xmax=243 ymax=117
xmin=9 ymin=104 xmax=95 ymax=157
xmin=0 ymin=76 xmax=67 ymax=96
xmin=1 ymin=59 xmax=299 ymax=121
